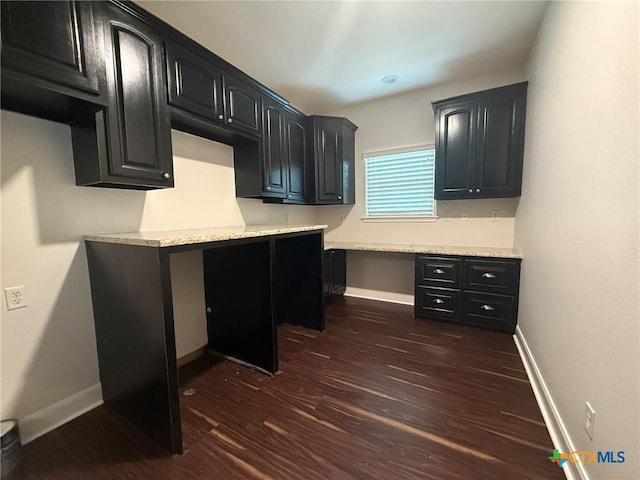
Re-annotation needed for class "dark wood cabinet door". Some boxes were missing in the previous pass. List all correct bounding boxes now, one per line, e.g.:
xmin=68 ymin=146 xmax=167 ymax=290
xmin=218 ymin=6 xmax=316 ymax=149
xmin=324 ymin=249 xmax=346 ymax=297
xmin=284 ymin=109 xmax=310 ymax=202
xmin=323 ymin=250 xmax=332 ymax=297
xmin=101 ymin=3 xmax=173 ymax=186
xmin=314 ymin=118 xmax=343 ymax=204
xmin=165 ymin=40 xmax=223 ymax=123
xmin=1 ymin=1 xmax=99 ymax=94
xmin=223 ymin=74 xmax=261 ymax=136
xmin=433 ymin=82 xmax=527 ymax=200
xmin=434 ymin=101 xmax=476 ymax=200
xmin=475 ymin=83 xmax=527 ymax=198
xmin=330 ymin=249 xmax=346 ymax=294
xmin=261 ymin=96 xmax=286 ymax=197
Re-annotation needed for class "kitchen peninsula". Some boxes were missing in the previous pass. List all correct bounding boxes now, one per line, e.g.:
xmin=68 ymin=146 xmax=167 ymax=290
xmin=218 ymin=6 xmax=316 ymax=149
xmin=84 ymin=224 xmax=326 ymax=455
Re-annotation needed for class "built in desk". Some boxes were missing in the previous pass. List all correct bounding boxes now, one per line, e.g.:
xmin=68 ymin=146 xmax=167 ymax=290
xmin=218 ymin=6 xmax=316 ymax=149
xmin=84 ymin=224 xmax=327 ymax=454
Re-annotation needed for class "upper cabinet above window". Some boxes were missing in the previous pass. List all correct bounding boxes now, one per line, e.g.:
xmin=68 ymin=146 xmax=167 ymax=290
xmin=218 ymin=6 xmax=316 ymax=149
xmin=432 ymin=82 xmax=527 ymax=200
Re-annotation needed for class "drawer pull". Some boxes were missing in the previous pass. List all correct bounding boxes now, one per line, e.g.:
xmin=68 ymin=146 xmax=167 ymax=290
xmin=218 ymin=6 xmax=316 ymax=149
xmin=482 ymin=272 xmax=496 ymax=279
xmin=433 ymin=298 xmax=445 ymax=304
xmin=480 ymin=304 xmax=495 ymax=311
xmin=433 ymin=268 xmax=445 ymax=274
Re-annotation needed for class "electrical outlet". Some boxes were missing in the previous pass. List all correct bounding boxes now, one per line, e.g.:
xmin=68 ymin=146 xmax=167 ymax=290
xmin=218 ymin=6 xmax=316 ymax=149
xmin=4 ymin=286 xmax=27 ymax=310
xmin=491 ymin=210 xmax=500 ymax=222
xmin=338 ymin=214 xmax=345 ymax=223
xmin=584 ymin=401 xmax=596 ymax=440
xmin=284 ymin=214 xmax=290 ymax=224
xmin=460 ymin=211 xmax=468 ymax=222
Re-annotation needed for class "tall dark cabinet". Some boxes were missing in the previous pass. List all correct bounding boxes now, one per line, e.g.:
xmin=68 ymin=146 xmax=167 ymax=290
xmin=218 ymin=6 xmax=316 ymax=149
xmin=283 ymin=107 xmax=311 ymax=202
xmin=72 ymin=2 xmax=173 ymax=189
xmin=260 ymin=96 xmax=287 ymax=197
xmin=312 ymin=116 xmax=357 ymax=204
xmin=433 ymin=82 xmax=527 ymax=200
xmin=260 ymin=103 xmax=312 ymax=202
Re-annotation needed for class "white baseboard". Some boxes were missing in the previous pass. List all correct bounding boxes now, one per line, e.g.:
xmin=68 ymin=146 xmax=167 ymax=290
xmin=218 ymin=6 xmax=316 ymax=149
xmin=514 ymin=326 xmax=588 ymax=480
xmin=19 ymin=383 xmax=103 ymax=444
xmin=344 ymin=287 xmax=414 ymax=306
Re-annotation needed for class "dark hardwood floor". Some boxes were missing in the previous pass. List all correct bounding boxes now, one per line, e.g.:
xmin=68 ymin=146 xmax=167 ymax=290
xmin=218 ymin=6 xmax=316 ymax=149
xmin=6 ymin=297 xmax=563 ymax=480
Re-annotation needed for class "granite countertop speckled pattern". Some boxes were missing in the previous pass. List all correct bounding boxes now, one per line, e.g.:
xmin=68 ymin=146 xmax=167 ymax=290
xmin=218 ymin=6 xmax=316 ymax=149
xmin=324 ymin=241 xmax=522 ymax=259
xmin=84 ymin=224 xmax=328 ymax=247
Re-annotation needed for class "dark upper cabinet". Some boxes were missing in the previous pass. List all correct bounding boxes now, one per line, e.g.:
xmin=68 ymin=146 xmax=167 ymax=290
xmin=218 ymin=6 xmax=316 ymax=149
xmin=284 ymin=108 xmax=311 ymax=202
xmin=72 ymin=2 xmax=173 ymax=189
xmin=312 ymin=116 xmax=357 ymax=204
xmin=165 ymin=38 xmax=263 ymax=141
xmin=1 ymin=1 xmax=357 ymax=194
xmin=223 ymin=74 xmax=261 ymax=136
xmin=435 ymin=101 xmax=477 ymax=198
xmin=261 ymin=96 xmax=287 ymax=197
xmin=165 ymin=40 xmax=223 ymax=123
xmin=0 ymin=0 xmax=105 ymax=121
xmin=433 ymin=82 xmax=527 ymax=200
xmin=1 ymin=1 xmax=99 ymax=95
xmin=236 ymin=99 xmax=310 ymax=202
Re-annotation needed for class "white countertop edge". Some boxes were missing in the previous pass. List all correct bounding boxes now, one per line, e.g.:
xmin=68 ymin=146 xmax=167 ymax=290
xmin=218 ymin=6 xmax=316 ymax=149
xmin=324 ymin=241 xmax=522 ymax=259
xmin=84 ymin=224 xmax=328 ymax=247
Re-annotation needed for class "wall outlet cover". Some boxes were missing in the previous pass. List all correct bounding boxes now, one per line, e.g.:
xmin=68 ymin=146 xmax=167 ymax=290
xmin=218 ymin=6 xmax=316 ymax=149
xmin=584 ymin=401 xmax=596 ymax=440
xmin=4 ymin=286 xmax=27 ymax=310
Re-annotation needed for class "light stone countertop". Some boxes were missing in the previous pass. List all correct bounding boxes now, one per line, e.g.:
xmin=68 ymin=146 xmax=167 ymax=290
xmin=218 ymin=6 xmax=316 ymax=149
xmin=84 ymin=224 xmax=328 ymax=248
xmin=324 ymin=241 xmax=522 ymax=259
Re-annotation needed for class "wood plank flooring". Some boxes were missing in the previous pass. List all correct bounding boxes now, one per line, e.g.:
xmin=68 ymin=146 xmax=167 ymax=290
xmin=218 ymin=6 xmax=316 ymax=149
xmin=6 ymin=297 xmax=564 ymax=480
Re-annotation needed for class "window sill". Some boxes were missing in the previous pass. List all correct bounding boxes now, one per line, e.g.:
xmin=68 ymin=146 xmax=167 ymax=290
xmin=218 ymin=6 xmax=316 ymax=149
xmin=361 ymin=216 xmax=439 ymax=223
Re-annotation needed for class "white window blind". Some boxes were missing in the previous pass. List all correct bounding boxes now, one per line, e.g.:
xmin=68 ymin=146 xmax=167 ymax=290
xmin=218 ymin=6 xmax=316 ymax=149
xmin=364 ymin=147 xmax=436 ymax=217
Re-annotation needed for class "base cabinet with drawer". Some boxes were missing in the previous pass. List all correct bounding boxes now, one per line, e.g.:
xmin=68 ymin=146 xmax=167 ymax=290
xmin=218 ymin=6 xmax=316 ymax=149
xmin=414 ymin=254 xmax=521 ymax=333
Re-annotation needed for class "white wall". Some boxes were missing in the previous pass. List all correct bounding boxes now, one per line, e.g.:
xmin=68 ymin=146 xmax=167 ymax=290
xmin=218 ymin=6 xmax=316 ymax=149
xmin=319 ymin=69 xmax=526 ymax=300
xmin=0 ymin=111 xmax=317 ymax=441
xmin=514 ymin=3 xmax=639 ymax=479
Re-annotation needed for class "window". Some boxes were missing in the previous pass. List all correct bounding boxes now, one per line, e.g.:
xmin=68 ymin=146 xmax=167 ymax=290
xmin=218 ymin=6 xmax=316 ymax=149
xmin=364 ymin=146 xmax=436 ymax=219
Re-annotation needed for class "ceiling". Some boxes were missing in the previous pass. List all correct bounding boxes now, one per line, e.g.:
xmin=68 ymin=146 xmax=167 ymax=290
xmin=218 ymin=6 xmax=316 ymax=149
xmin=138 ymin=1 xmax=548 ymax=113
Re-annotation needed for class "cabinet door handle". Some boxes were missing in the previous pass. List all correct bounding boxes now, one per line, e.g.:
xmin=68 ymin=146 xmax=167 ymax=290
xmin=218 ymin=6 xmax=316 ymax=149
xmin=206 ymin=306 xmax=212 ymax=314
xmin=228 ymin=118 xmax=233 ymax=123
xmin=433 ymin=298 xmax=445 ymax=304
xmin=481 ymin=272 xmax=496 ymax=279
xmin=162 ymin=172 xmax=171 ymax=179
xmin=218 ymin=114 xmax=224 ymax=120
xmin=337 ymin=195 xmax=342 ymax=200
xmin=468 ymin=189 xmax=473 ymax=193
xmin=266 ymin=186 xmax=271 ymax=190
xmin=476 ymin=188 xmax=481 ymax=193
xmin=433 ymin=268 xmax=445 ymax=274
xmin=480 ymin=304 xmax=494 ymax=311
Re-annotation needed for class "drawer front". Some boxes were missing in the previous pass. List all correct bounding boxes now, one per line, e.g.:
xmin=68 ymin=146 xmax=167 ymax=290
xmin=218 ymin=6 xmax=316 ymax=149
xmin=464 ymin=259 xmax=520 ymax=294
xmin=462 ymin=291 xmax=516 ymax=332
xmin=415 ymin=256 xmax=462 ymax=288
xmin=415 ymin=286 xmax=460 ymax=318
